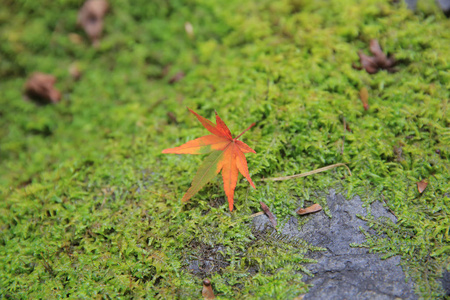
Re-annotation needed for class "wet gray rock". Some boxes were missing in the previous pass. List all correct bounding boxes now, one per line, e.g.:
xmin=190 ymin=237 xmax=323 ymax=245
xmin=442 ymin=270 xmax=450 ymax=296
xmin=253 ymin=190 xmax=417 ymax=300
xmin=437 ymin=0 xmax=450 ymax=16
xmin=187 ymin=244 xmax=228 ymax=277
xmin=404 ymin=0 xmax=418 ymax=10
xmin=404 ymin=0 xmax=450 ymax=16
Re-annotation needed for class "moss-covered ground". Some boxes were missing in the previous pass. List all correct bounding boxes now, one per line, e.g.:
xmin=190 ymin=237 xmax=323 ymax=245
xmin=1 ymin=0 xmax=449 ymax=298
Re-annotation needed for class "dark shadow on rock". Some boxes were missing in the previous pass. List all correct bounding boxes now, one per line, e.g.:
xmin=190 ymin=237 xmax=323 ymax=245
xmin=442 ymin=270 xmax=450 ymax=296
xmin=253 ymin=190 xmax=417 ymax=300
xmin=437 ymin=0 xmax=450 ymax=16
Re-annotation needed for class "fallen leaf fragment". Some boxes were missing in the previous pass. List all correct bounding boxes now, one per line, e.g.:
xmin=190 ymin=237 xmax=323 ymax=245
xmin=162 ymin=108 xmax=256 ymax=211
xmin=417 ymin=179 xmax=428 ymax=193
xmin=168 ymin=72 xmax=185 ymax=84
xmin=260 ymin=201 xmax=277 ymax=228
xmin=202 ymin=279 xmax=215 ymax=299
xmin=359 ymin=87 xmax=369 ymax=111
xmin=24 ymin=72 xmax=61 ymax=104
xmin=297 ymin=203 xmax=322 ymax=215
xmin=77 ymin=0 xmax=109 ymax=47
xmin=356 ymin=39 xmax=396 ymax=74
xmin=369 ymin=40 xmax=395 ymax=69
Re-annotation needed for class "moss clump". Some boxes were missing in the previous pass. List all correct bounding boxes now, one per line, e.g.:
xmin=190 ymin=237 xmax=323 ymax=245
xmin=1 ymin=0 xmax=449 ymax=298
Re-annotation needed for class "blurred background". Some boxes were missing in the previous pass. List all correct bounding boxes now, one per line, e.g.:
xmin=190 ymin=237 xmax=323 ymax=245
xmin=1 ymin=0 xmax=449 ymax=298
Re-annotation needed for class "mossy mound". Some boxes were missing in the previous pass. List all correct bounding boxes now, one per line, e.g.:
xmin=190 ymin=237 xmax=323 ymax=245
xmin=1 ymin=0 xmax=449 ymax=298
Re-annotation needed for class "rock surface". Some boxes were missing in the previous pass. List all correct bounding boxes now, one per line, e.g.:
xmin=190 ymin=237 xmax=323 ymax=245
xmin=442 ymin=270 xmax=450 ymax=296
xmin=404 ymin=0 xmax=418 ymax=10
xmin=253 ymin=190 xmax=417 ymax=300
xmin=437 ymin=0 xmax=450 ymax=16
xmin=404 ymin=0 xmax=450 ymax=16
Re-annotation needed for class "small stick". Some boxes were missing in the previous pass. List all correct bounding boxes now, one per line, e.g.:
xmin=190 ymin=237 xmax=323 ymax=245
xmin=342 ymin=117 xmax=346 ymax=155
xmin=381 ymin=194 xmax=396 ymax=217
xmin=250 ymin=212 xmax=264 ymax=218
xmin=260 ymin=201 xmax=277 ymax=229
xmin=235 ymin=123 xmax=256 ymax=140
xmin=260 ymin=163 xmax=351 ymax=182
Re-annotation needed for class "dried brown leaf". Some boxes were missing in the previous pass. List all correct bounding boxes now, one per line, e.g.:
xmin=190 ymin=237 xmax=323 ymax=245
xmin=168 ymin=72 xmax=185 ymax=84
xmin=77 ymin=0 xmax=109 ymax=47
xmin=359 ymin=87 xmax=369 ymax=111
xmin=297 ymin=203 xmax=322 ymax=215
xmin=260 ymin=201 xmax=277 ymax=228
xmin=369 ymin=40 xmax=387 ymax=62
xmin=417 ymin=179 xmax=428 ymax=193
xmin=356 ymin=39 xmax=396 ymax=74
xmin=24 ymin=72 xmax=61 ymax=104
xmin=358 ymin=51 xmax=379 ymax=74
xmin=202 ymin=279 xmax=215 ymax=299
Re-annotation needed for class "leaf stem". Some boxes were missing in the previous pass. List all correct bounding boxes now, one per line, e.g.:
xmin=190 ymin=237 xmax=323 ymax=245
xmin=235 ymin=123 xmax=256 ymax=140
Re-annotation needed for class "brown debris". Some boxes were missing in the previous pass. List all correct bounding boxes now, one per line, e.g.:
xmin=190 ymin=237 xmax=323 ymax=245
xmin=202 ymin=279 xmax=215 ymax=299
xmin=162 ymin=65 xmax=171 ymax=78
xmin=393 ymin=145 xmax=404 ymax=162
xmin=355 ymin=39 xmax=396 ymax=74
xmin=24 ymin=72 xmax=61 ymax=104
xmin=417 ymin=179 xmax=428 ymax=194
xmin=297 ymin=203 xmax=322 ymax=215
xmin=344 ymin=121 xmax=352 ymax=133
xmin=260 ymin=201 xmax=277 ymax=229
xmin=167 ymin=112 xmax=178 ymax=124
xmin=359 ymin=87 xmax=369 ymax=111
xmin=77 ymin=0 xmax=109 ymax=47
xmin=68 ymin=33 xmax=84 ymax=45
xmin=185 ymin=22 xmax=194 ymax=38
xmin=69 ymin=63 xmax=82 ymax=80
xmin=168 ymin=72 xmax=185 ymax=84
xmin=339 ymin=115 xmax=352 ymax=133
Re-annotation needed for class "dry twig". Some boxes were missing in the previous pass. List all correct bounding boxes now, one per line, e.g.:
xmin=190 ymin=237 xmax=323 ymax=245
xmin=260 ymin=163 xmax=351 ymax=182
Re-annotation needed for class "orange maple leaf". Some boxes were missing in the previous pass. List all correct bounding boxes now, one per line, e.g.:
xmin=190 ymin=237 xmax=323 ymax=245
xmin=162 ymin=108 xmax=256 ymax=211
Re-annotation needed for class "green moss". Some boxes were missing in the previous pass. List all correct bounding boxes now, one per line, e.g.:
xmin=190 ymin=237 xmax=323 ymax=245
xmin=1 ymin=0 xmax=449 ymax=298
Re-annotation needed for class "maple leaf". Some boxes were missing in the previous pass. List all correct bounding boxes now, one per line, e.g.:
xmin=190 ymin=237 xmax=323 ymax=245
xmin=162 ymin=108 xmax=256 ymax=211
